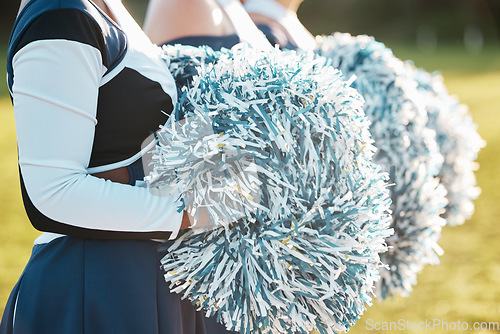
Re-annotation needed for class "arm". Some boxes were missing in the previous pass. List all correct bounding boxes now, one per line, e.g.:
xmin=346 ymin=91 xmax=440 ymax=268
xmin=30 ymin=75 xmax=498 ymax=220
xmin=12 ymin=10 xmax=185 ymax=240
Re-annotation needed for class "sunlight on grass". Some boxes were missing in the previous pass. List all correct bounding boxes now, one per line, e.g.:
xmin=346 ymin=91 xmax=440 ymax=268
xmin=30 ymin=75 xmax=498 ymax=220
xmin=347 ymin=68 xmax=500 ymax=334
xmin=0 ymin=97 xmax=40 ymax=306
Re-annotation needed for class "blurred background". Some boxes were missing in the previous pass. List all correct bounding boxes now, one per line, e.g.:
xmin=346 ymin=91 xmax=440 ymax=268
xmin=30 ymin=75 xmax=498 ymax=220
xmin=0 ymin=0 xmax=499 ymax=333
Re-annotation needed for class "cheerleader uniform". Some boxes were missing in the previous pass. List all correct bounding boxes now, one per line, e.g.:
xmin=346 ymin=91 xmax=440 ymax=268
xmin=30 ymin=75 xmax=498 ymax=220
xmin=244 ymin=0 xmax=315 ymax=51
xmin=162 ymin=34 xmax=241 ymax=51
xmin=255 ymin=22 xmax=298 ymax=50
xmin=1 ymin=0 xmax=235 ymax=333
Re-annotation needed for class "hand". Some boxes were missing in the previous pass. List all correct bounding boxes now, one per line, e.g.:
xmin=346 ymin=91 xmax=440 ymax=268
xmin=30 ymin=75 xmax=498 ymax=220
xmin=181 ymin=206 xmax=215 ymax=233
xmin=180 ymin=211 xmax=193 ymax=230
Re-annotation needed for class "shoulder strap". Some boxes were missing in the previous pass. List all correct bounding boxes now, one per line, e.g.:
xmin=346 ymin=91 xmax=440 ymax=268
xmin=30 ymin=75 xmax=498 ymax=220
xmin=215 ymin=0 xmax=272 ymax=50
xmin=7 ymin=0 xmax=126 ymax=93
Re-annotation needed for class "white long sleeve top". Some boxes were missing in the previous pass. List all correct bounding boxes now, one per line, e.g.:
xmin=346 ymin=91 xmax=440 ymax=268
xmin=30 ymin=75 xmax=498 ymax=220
xmin=7 ymin=0 xmax=184 ymax=243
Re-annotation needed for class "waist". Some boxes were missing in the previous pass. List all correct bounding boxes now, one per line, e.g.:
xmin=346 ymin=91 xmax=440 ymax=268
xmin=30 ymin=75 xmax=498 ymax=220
xmin=92 ymin=158 xmax=145 ymax=185
xmin=92 ymin=166 xmax=130 ymax=184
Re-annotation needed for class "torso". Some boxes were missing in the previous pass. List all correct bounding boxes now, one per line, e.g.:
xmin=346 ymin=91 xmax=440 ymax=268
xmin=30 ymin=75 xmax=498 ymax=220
xmin=144 ymin=0 xmax=236 ymax=46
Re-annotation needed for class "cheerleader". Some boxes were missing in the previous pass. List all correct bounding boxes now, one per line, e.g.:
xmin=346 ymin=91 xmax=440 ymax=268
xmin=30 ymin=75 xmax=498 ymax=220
xmin=0 ymin=0 xmax=234 ymax=332
xmin=144 ymin=0 xmax=239 ymax=49
xmin=144 ymin=0 xmax=270 ymax=50
xmin=244 ymin=0 xmax=314 ymax=50
xmin=244 ymin=0 xmax=483 ymax=298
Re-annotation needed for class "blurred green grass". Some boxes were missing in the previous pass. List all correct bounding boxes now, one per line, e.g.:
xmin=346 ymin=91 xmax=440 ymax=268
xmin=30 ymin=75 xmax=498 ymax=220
xmin=0 ymin=45 xmax=499 ymax=333
xmin=348 ymin=63 xmax=500 ymax=334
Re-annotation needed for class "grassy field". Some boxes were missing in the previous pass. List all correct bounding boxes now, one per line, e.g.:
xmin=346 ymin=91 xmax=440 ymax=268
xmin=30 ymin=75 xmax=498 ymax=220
xmin=346 ymin=46 xmax=500 ymax=334
xmin=0 ymin=44 xmax=499 ymax=333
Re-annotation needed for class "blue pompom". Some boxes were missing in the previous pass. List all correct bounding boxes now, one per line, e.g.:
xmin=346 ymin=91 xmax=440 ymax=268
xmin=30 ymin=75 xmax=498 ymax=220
xmin=410 ymin=68 xmax=485 ymax=226
xmin=316 ymin=33 xmax=448 ymax=298
xmin=147 ymin=44 xmax=393 ymax=333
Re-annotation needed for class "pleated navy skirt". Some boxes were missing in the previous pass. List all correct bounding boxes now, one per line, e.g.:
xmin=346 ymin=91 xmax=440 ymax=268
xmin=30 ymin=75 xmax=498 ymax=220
xmin=0 ymin=237 xmax=237 ymax=334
